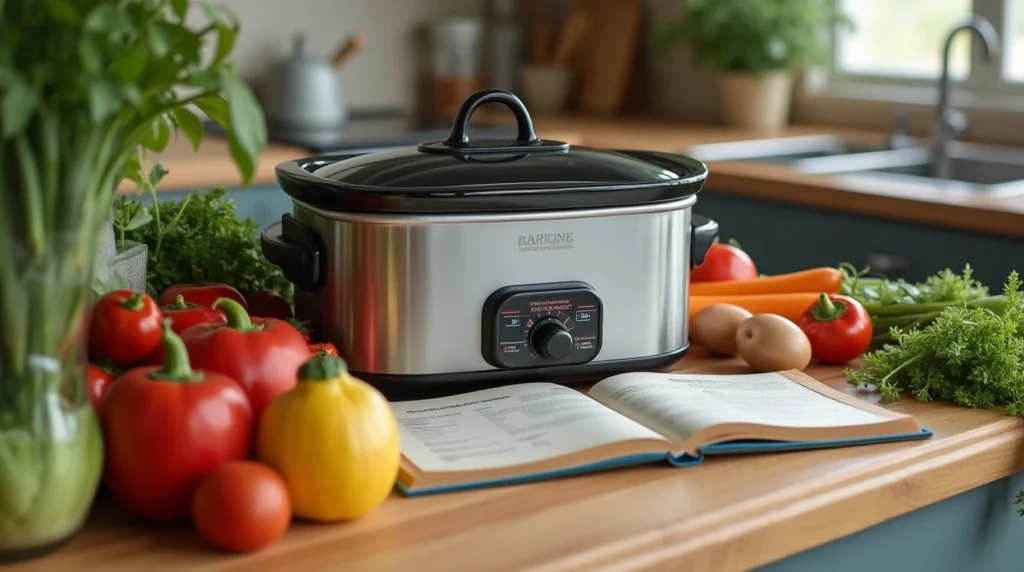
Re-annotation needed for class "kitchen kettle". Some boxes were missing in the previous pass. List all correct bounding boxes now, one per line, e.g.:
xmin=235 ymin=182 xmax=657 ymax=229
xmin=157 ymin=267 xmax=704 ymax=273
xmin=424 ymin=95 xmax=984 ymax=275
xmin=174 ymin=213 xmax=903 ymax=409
xmin=261 ymin=32 xmax=364 ymax=149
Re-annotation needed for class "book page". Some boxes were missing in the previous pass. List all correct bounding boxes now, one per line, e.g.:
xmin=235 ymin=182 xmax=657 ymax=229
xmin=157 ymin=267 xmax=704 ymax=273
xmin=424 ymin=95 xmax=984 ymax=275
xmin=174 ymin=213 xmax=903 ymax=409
xmin=588 ymin=371 xmax=894 ymax=447
xmin=390 ymin=383 xmax=670 ymax=473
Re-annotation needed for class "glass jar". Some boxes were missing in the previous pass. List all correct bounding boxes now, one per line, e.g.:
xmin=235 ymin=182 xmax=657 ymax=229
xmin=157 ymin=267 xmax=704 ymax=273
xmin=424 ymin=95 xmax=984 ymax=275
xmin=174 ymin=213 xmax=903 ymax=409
xmin=0 ymin=229 xmax=105 ymax=562
xmin=429 ymin=15 xmax=485 ymax=124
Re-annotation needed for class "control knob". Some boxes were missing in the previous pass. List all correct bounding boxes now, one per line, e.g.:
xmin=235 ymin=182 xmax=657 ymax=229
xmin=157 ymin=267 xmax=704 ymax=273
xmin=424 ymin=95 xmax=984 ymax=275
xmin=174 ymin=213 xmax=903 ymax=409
xmin=530 ymin=318 xmax=574 ymax=360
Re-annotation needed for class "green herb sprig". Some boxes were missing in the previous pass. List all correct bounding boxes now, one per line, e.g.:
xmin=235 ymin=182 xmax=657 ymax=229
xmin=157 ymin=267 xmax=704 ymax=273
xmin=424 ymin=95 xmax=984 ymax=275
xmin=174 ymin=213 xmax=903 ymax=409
xmin=846 ymin=271 xmax=1024 ymax=415
xmin=117 ymin=188 xmax=293 ymax=301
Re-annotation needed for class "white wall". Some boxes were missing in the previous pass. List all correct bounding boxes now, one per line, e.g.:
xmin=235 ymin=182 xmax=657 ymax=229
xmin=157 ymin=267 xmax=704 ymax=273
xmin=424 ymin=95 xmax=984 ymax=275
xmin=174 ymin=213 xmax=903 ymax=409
xmin=215 ymin=0 xmax=484 ymax=112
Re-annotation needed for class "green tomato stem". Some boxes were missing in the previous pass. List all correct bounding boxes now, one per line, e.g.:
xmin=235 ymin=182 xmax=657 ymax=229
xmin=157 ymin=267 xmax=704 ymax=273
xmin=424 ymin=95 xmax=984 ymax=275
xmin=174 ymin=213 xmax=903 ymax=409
xmin=810 ymin=293 xmax=846 ymax=322
xmin=148 ymin=319 xmax=203 ymax=383
xmin=118 ymin=292 xmax=145 ymax=312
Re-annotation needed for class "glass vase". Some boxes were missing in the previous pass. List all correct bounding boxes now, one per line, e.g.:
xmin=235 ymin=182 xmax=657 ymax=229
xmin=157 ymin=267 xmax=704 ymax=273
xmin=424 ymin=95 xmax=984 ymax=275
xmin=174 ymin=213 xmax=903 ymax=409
xmin=0 ymin=231 xmax=105 ymax=562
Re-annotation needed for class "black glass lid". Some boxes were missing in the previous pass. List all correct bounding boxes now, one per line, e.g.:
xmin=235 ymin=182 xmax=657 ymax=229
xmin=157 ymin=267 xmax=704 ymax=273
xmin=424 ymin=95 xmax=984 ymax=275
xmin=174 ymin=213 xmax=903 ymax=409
xmin=274 ymin=89 xmax=709 ymax=214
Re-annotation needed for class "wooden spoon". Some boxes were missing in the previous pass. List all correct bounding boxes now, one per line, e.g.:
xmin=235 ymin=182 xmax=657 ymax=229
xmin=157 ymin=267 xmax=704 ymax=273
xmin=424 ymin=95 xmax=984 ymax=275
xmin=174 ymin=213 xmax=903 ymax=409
xmin=331 ymin=33 xmax=366 ymax=68
xmin=552 ymin=9 xmax=591 ymax=66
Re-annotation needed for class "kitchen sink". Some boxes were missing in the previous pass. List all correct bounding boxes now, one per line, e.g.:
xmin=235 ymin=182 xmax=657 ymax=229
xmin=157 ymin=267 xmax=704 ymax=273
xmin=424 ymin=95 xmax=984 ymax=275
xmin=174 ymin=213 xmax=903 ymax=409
xmin=789 ymin=143 xmax=1024 ymax=197
xmin=682 ymin=134 xmax=891 ymax=164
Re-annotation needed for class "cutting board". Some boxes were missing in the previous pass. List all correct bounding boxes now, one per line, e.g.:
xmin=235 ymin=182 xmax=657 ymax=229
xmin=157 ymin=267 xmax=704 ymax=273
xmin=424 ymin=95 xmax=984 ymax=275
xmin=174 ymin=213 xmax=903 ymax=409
xmin=572 ymin=0 xmax=643 ymax=116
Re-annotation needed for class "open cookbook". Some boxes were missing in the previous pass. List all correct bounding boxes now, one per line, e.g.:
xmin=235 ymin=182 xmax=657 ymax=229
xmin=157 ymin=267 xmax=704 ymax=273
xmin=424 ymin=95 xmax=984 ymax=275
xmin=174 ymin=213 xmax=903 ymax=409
xmin=389 ymin=369 xmax=932 ymax=496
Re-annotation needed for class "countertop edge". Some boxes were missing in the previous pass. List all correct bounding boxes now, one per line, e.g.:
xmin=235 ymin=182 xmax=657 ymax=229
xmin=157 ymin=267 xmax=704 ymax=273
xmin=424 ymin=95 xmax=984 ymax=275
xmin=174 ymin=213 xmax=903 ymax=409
xmin=530 ymin=417 xmax=1024 ymax=572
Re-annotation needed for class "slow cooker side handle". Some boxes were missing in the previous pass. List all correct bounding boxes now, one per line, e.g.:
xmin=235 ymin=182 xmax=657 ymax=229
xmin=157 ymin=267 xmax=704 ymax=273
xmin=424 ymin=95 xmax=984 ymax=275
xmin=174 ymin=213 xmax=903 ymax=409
xmin=690 ymin=215 xmax=719 ymax=268
xmin=260 ymin=214 xmax=324 ymax=291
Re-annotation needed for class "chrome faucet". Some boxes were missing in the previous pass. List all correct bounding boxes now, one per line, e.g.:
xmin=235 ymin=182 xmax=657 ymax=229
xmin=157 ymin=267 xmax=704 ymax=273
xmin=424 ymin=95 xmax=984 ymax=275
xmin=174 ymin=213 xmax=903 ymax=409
xmin=931 ymin=16 xmax=1000 ymax=179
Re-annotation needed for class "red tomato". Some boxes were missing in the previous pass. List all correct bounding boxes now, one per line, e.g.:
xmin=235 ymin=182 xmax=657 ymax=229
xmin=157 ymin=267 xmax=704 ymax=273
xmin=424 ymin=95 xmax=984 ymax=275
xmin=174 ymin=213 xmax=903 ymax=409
xmin=88 ymin=289 xmax=163 ymax=366
xmin=690 ymin=242 xmax=758 ymax=283
xmin=191 ymin=461 xmax=292 ymax=553
xmin=308 ymin=342 xmax=338 ymax=357
xmin=100 ymin=321 xmax=253 ymax=522
xmin=797 ymin=294 xmax=873 ymax=364
xmin=181 ymin=298 xmax=309 ymax=424
xmin=86 ymin=363 xmax=114 ymax=410
xmin=158 ymin=283 xmax=249 ymax=311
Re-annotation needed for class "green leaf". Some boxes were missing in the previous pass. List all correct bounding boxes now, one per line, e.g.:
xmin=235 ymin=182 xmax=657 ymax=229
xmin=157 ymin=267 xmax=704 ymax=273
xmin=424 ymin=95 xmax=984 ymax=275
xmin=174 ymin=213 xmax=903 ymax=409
xmin=121 ymin=84 xmax=142 ymax=106
xmin=112 ymin=45 xmax=148 ymax=84
xmin=1 ymin=78 xmax=38 ymax=139
xmin=221 ymin=71 xmax=266 ymax=186
xmin=194 ymin=94 xmax=229 ymax=126
xmin=46 ymin=0 xmax=81 ymax=25
xmin=123 ymin=151 xmax=145 ymax=187
xmin=227 ymin=133 xmax=256 ymax=187
xmin=146 ymin=22 xmax=170 ymax=58
xmin=87 ymin=79 xmax=121 ymax=123
xmin=148 ymin=162 xmax=169 ymax=188
xmin=124 ymin=206 xmax=153 ymax=231
xmin=212 ymin=23 xmax=239 ymax=66
xmin=170 ymin=108 xmax=203 ymax=151
xmin=142 ymin=116 xmax=171 ymax=152
xmin=84 ymin=4 xmax=130 ymax=34
xmin=171 ymin=0 xmax=188 ymax=21
xmin=202 ymin=1 xmax=223 ymax=24
xmin=78 ymin=39 xmax=102 ymax=74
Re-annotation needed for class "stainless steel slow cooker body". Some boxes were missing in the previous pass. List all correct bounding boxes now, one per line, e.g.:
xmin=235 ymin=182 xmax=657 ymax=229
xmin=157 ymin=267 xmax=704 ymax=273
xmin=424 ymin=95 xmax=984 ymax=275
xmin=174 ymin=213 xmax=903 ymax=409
xmin=263 ymin=89 xmax=717 ymax=389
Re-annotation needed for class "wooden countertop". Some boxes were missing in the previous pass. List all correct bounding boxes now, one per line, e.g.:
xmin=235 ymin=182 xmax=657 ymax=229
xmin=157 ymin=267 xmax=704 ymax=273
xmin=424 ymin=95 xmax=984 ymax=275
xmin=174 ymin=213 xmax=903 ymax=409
xmin=11 ymin=350 xmax=1024 ymax=572
xmin=137 ymin=115 xmax=1024 ymax=241
xmin=114 ymin=135 xmax=308 ymax=194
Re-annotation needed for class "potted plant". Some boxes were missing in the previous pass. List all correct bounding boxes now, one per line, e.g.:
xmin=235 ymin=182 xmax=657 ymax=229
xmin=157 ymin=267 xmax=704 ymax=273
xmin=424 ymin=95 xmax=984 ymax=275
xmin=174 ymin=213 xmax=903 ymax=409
xmin=652 ymin=0 xmax=850 ymax=130
xmin=0 ymin=0 xmax=264 ymax=561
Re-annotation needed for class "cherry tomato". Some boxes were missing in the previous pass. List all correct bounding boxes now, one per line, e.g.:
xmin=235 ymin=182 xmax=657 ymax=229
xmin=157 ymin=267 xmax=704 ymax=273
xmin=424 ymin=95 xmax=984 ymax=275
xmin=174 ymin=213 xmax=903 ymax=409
xmin=86 ymin=363 xmax=114 ymax=410
xmin=308 ymin=342 xmax=338 ymax=357
xmin=797 ymin=293 xmax=873 ymax=364
xmin=690 ymin=242 xmax=758 ymax=282
xmin=88 ymin=289 xmax=163 ymax=366
xmin=191 ymin=460 xmax=292 ymax=553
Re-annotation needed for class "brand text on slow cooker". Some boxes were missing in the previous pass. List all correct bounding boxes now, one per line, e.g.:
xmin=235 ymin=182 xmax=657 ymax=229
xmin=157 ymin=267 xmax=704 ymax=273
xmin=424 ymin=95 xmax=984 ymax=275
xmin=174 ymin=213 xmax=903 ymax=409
xmin=518 ymin=232 xmax=574 ymax=252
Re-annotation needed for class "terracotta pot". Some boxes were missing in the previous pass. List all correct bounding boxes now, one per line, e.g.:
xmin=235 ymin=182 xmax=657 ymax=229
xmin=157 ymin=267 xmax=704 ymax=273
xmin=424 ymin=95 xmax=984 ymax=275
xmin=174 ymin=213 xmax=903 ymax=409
xmin=717 ymin=71 xmax=794 ymax=131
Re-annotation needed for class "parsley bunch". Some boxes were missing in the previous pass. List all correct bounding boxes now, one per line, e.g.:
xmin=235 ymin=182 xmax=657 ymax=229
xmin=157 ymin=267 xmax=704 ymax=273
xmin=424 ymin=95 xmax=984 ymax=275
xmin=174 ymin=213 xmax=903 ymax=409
xmin=847 ymin=271 xmax=1024 ymax=415
xmin=118 ymin=188 xmax=293 ymax=302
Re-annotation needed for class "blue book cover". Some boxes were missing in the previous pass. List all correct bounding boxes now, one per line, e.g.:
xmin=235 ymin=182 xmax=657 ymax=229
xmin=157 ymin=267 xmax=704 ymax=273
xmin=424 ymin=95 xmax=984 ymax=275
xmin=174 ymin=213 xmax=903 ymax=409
xmin=390 ymin=370 xmax=933 ymax=497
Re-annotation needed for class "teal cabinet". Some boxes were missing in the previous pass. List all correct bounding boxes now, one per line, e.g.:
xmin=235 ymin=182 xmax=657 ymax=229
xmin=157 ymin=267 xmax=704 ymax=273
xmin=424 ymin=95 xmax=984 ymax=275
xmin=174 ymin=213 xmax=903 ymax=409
xmin=693 ymin=190 xmax=1024 ymax=291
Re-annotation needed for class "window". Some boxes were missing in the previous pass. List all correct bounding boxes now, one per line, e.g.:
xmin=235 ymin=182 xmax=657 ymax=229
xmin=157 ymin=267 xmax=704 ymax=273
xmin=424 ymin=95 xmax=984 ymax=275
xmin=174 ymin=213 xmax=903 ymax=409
xmin=821 ymin=0 xmax=1024 ymax=106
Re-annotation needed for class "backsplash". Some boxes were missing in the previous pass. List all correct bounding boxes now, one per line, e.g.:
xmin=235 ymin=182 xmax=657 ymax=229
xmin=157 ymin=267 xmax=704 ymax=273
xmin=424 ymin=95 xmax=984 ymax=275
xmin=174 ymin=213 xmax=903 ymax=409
xmin=208 ymin=0 xmax=483 ymax=112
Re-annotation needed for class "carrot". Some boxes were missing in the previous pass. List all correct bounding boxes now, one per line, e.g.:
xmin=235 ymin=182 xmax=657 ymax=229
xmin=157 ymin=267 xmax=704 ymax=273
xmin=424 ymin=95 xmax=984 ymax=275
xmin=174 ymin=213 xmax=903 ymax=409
xmin=689 ymin=267 xmax=842 ymax=297
xmin=688 ymin=293 xmax=821 ymax=323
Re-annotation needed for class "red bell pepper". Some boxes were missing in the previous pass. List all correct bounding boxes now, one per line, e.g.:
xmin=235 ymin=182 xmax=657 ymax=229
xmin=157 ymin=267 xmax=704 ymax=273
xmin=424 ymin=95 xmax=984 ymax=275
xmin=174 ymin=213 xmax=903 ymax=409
xmin=286 ymin=318 xmax=312 ymax=343
xmin=181 ymin=298 xmax=310 ymax=423
xmin=99 ymin=319 xmax=253 ymax=522
xmin=88 ymin=289 xmax=164 ymax=366
xmin=141 ymin=295 xmax=228 ymax=365
xmin=797 ymin=293 xmax=873 ymax=365
xmin=160 ymin=294 xmax=227 ymax=334
xmin=243 ymin=289 xmax=293 ymax=320
xmin=158 ymin=283 xmax=249 ymax=311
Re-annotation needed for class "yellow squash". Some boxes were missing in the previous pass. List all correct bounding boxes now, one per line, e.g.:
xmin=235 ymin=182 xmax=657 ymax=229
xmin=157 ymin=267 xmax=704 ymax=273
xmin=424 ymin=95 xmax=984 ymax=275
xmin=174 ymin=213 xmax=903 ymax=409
xmin=256 ymin=355 xmax=400 ymax=522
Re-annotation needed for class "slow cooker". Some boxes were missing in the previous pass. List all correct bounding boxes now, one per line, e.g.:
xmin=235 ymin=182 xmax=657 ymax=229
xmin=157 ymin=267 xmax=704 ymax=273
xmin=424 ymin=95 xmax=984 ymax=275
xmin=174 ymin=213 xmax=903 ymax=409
xmin=261 ymin=89 xmax=717 ymax=391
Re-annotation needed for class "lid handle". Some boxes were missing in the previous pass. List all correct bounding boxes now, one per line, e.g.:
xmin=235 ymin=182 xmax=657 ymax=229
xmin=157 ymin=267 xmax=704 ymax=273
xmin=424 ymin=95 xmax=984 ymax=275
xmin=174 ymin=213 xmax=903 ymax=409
xmin=417 ymin=89 xmax=569 ymax=155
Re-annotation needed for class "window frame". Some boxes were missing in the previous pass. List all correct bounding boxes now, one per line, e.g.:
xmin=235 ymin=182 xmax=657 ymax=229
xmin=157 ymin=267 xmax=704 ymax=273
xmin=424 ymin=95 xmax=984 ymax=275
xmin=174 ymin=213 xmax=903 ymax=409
xmin=804 ymin=0 xmax=1024 ymax=114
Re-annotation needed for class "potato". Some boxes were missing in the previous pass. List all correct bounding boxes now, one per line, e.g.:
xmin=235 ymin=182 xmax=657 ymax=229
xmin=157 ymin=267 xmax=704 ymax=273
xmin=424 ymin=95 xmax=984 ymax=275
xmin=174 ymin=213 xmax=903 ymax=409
xmin=690 ymin=303 xmax=753 ymax=356
xmin=735 ymin=314 xmax=812 ymax=372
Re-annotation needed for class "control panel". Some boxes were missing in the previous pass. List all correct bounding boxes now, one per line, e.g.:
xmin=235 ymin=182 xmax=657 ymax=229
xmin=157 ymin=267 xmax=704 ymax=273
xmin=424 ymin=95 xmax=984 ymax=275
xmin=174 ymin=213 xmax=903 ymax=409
xmin=481 ymin=282 xmax=602 ymax=369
